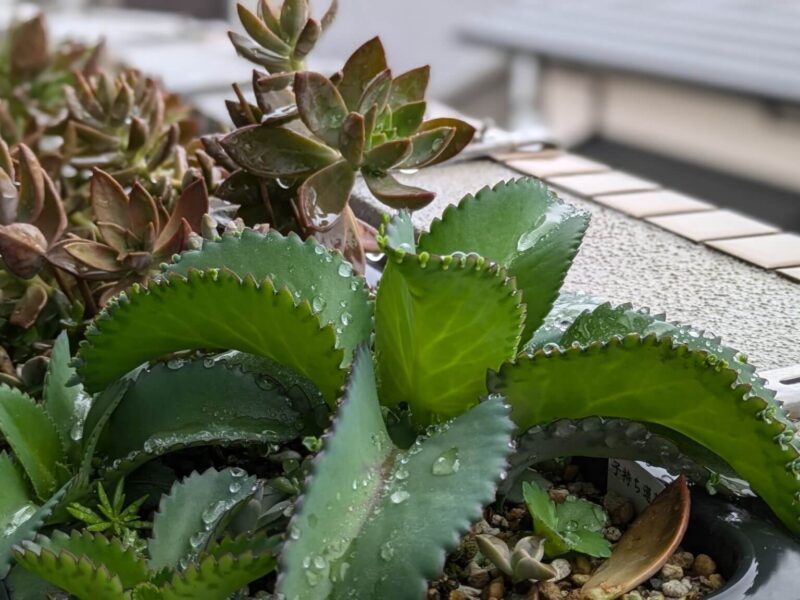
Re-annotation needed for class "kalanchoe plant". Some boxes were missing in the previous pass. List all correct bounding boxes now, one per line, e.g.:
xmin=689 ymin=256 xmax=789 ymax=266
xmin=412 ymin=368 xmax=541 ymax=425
xmin=14 ymin=175 xmax=798 ymax=598
xmin=522 ymin=480 xmax=611 ymax=559
xmin=475 ymin=534 xmax=570 ymax=583
xmin=2 ymin=177 xmax=799 ymax=598
xmin=0 ymin=14 xmax=103 ymax=149
xmin=209 ymin=1 xmax=475 ymax=269
xmin=12 ymin=468 xmax=279 ymax=599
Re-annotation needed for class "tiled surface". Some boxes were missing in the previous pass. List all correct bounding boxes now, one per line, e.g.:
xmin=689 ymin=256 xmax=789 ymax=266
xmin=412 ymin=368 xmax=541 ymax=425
xmin=646 ymin=209 xmax=779 ymax=242
xmin=592 ymin=190 xmax=714 ymax=218
xmin=778 ymin=267 xmax=800 ymax=282
xmin=549 ymin=172 xmax=660 ymax=197
xmin=707 ymin=233 xmax=800 ymax=269
xmin=506 ymin=153 xmax=609 ymax=178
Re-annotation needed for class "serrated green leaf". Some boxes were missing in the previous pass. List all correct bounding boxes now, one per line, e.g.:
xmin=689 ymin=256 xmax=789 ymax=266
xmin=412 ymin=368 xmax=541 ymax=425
xmin=1 ymin=482 xmax=69 ymax=578
xmin=221 ymin=125 xmax=338 ymax=178
xmin=12 ymin=546 xmax=126 ymax=600
xmin=5 ymin=563 xmax=63 ymax=600
xmin=162 ymin=229 xmax=371 ymax=368
xmin=203 ymin=532 xmax=280 ymax=560
xmin=147 ymin=468 xmax=259 ymax=573
xmin=375 ymin=250 xmax=523 ymax=424
xmin=0 ymin=452 xmax=36 ymax=534
xmin=278 ymin=348 xmax=515 ymax=599
xmin=95 ymin=356 xmax=305 ymax=475
xmin=76 ymin=270 xmax=345 ymax=403
xmin=380 ymin=210 xmax=415 ymax=254
xmin=489 ymin=335 xmax=800 ymax=534
xmin=418 ymin=178 xmax=588 ymax=342
xmin=31 ymin=530 xmax=149 ymax=588
xmin=0 ymin=385 xmax=63 ymax=499
xmin=43 ymin=332 xmax=87 ymax=464
xmin=159 ymin=552 xmax=275 ymax=600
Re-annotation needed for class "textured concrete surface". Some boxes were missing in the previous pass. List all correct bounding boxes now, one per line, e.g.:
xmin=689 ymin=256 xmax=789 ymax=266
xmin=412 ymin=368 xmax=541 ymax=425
xmin=351 ymin=160 xmax=800 ymax=370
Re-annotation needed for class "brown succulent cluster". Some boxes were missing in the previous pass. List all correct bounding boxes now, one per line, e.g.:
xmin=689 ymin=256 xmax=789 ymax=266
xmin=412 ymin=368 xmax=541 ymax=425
xmin=0 ymin=14 xmax=103 ymax=150
xmin=202 ymin=0 xmax=475 ymax=270
xmin=0 ymin=5 xmax=476 ymax=381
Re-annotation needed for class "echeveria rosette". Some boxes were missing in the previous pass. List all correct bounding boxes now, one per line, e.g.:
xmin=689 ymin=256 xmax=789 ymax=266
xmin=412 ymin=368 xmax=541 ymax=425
xmin=220 ymin=37 xmax=476 ymax=234
xmin=62 ymin=69 xmax=190 ymax=188
xmin=58 ymin=169 xmax=208 ymax=305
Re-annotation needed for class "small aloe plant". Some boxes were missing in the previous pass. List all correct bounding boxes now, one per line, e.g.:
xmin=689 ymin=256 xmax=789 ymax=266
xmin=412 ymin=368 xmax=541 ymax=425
xmin=522 ymin=481 xmax=611 ymax=559
xmin=66 ymin=478 xmax=151 ymax=551
xmin=476 ymin=534 xmax=570 ymax=583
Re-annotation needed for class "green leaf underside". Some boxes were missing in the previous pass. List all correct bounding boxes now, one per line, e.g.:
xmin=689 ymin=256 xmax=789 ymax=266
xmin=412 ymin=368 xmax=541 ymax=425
xmin=163 ymin=229 xmax=371 ymax=367
xmin=43 ymin=332 xmax=86 ymax=463
xmin=76 ymin=270 xmax=345 ymax=404
xmin=5 ymin=563 xmax=64 ymax=600
xmin=24 ymin=530 xmax=148 ymax=589
xmin=488 ymin=335 xmax=800 ymax=534
xmin=418 ymin=178 xmax=588 ymax=342
xmin=278 ymin=347 xmax=515 ymax=599
xmin=148 ymin=468 xmax=259 ymax=573
xmin=96 ymin=356 xmax=304 ymax=472
xmin=1 ymin=482 xmax=69 ymax=578
xmin=12 ymin=547 xmax=126 ymax=599
xmin=375 ymin=251 xmax=524 ymax=423
xmin=0 ymin=385 xmax=64 ymax=499
xmin=507 ymin=417 xmax=748 ymax=499
xmin=0 ymin=452 xmax=36 ymax=533
xmin=158 ymin=552 xmax=276 ymax=600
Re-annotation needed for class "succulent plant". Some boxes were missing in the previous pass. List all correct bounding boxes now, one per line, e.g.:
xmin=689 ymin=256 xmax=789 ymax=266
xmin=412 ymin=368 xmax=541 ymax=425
xmin=522 ymin=481 xmax=611 ymax=559
xmin=0 ymin=142 xmax=67 ymax=281
xmin=62 ymin=69 xmax=191 ymax=189
xmin=0 ymin=14 xmax=103 ymax=149
xmin=476 ymin=534 xmax=570 ymax=583
xmin=209 ymin=1 xmax=475 ymax=269
xmin=58 ymin=169 xmax=208 ymax=304
xmin=66 ymin=478 xmax=151 ymax=549
xmin=2 ymin=176 xmax=797 ymax=598
xmin=12 ymin=468 xmax=279 ymax=599
xmin=229 ymin=0 xmax=338 ymax=73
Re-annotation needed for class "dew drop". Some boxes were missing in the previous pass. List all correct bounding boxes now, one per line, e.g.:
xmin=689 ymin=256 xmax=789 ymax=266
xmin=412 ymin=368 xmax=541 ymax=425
xmin=338 ymin=263 xmax=353 ymax=277
xmin=431 ymin=447 xmax=460 ymax=476
xmin=390 ymin=490 xmax=410 ymax=504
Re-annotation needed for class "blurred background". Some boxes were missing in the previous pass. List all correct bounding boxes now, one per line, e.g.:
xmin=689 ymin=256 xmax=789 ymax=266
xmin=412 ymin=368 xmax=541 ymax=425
xmin=3 ymin=0 xmax=800 ymax=230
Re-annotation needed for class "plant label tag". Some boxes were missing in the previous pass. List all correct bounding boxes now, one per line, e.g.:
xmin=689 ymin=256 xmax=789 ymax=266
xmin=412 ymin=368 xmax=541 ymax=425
xmin=607 ymin=459 xmax=670 ymax=513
